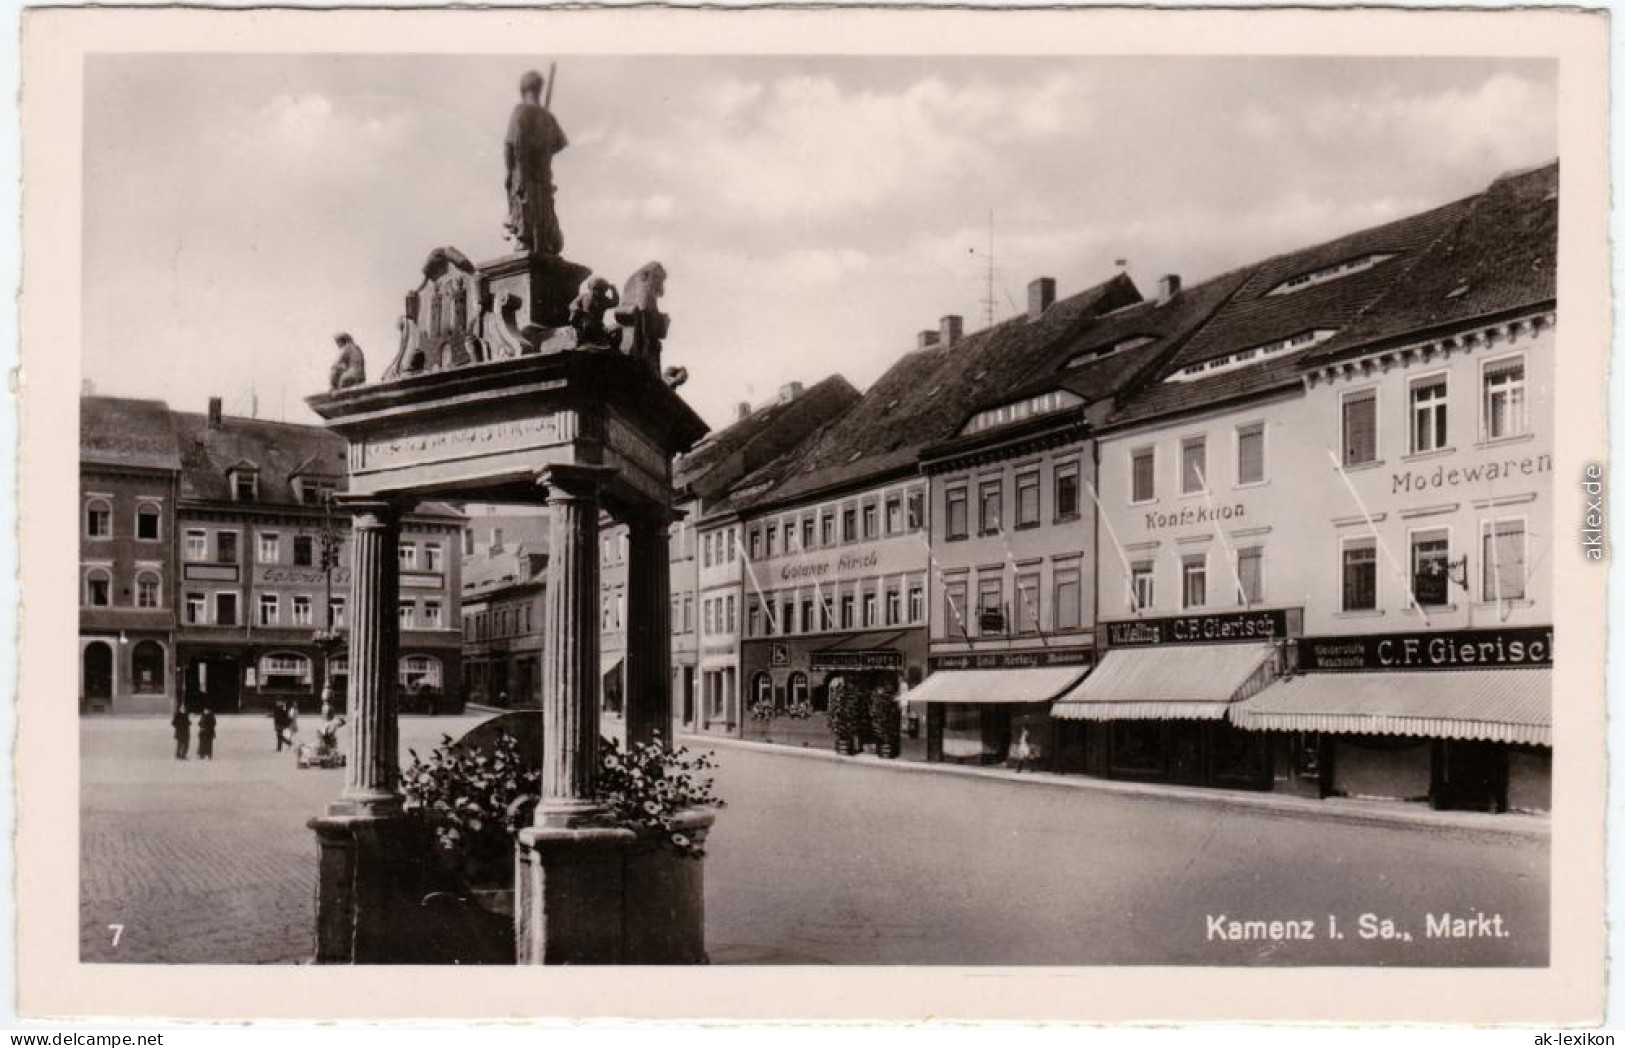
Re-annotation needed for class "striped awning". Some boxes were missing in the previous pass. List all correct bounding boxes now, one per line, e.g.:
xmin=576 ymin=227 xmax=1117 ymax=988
xmin=1232 ymin=669 xmax=1551 ymax=746
xmin=1051 ymin=642 xmax=1278 ymax=722
xmin=904 ymin=666 xmax=1085 ymax=706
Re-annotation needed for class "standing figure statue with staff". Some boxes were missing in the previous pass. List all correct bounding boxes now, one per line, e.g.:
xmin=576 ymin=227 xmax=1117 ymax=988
xmin=504 ymin=66 xmax=569 ymax=256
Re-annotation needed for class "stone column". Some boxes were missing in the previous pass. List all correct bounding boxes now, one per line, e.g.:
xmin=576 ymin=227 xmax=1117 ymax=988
xmin=332 ymin=497 xmax=405 ymax=816
xmin=623 ymin=507 xmax=674 ymax=749
xmin=535 ymin=465 xmax=607 ymax=825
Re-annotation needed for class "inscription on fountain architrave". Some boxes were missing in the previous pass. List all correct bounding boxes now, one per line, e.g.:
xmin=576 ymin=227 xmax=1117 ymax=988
xmin=356 ymin=413 xmax=569 ymax=470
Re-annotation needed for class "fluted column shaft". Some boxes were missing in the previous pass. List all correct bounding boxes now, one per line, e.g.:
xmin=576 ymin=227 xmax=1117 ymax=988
xmin=624 ymin=510 xmax=674 ymax=749
xmin=335 ymin=497 xmax=404 ymax=815
xmin=537 ymin=467 xmax=604 ymax=823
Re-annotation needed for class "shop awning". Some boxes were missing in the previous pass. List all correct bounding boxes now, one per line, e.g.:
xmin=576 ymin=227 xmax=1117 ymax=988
xmin=904 ymin=666 xmax=1085 ymax=706
xmin=1232 ymin=669 xmax=1551 ymax=746
xmin=1051 ymin=642 xmax=1278 ymax=721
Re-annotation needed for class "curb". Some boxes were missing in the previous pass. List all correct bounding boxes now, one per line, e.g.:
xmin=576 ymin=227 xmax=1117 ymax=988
xmin=674 ymin=730 xmax=1550 ymax=841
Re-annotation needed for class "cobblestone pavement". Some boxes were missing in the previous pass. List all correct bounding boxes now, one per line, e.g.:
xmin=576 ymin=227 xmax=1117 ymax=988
xmin=82 ymin=714 xmax=1549 ymax=966
xmin=80 ymin=714 xmax=487 ymax=964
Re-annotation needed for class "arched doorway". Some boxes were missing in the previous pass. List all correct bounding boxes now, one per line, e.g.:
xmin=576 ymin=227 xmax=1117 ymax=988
xmin=131 ymin=641 xmax=165 ymax=695
xmin=83 ymin=642 xmax=113 ymax=709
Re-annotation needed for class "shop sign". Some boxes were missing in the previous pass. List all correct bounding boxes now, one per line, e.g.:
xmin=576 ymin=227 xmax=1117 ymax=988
xmin=929 ymin=646 xmax=1093 ymax=671
xmin=1104 ymin=608 xmax=1295 ymax=647
xmin=754 ymin=535 xmax=925 ymax=585
xmin=810 ymin=649 xmax=906 ymax=672
xmin=1389 ymin=452 xmax=1551 ymax=496
xmin=258 ymin=567 xmax=351 ymax=587
xmin=185 ymin=564 xmax=239 ymax=582
xmin=1143 ymin=502 xmax=1247 ymax=531
xmin=771 ymin=643 xmax=790 ymax=667
xmin=1298 ymin=627 xmax=1553 ymax=671
xmin=401 ymin=572 xmax=444 ymax=590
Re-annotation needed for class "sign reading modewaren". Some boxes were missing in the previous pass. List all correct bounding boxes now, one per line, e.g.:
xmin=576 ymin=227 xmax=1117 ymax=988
xmin=1103 ymin=608 xmax=1298 ymax=647
xmin=929 ymin=646 xmax=1094 ymax=671
xmin=1299 ymin=627 xmax=1554 ymax=671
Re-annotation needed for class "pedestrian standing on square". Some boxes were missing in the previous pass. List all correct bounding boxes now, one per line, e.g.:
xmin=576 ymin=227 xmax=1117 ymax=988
xmin=285 ymin=703 xmax=300 ymax=749
xmin=197 ymin=707 xmax=217 ymax=760
xmin=272 ymin=701 xmax=289 ymax=752
xmin=171 ymin=707 xmax=191 ymax=761
xmin=1011 ymin=727 xmax=1034 ymax=774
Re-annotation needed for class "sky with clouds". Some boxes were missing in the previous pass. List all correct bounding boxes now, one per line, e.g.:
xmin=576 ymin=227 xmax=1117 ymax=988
xmin=82 ymin=55 xmax=1557 ymax=431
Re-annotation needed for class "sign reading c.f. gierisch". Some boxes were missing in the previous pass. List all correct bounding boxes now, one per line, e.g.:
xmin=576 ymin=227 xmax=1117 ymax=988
xmin=1299 ymin=627 xmax=1553 ymax=671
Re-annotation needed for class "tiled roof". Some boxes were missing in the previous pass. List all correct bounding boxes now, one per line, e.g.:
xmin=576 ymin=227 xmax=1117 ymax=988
xmin=461 ymin=545 xmax=547 ymax=599
xmin=674 ymin=374 xmax=860 ymax=502
xmin=1302 ymin=161 xmax=1558 ymax=364
xmin=1106 ymin=182 xmax=1485 ymax=428
xmin=743 ymin=273 xmax=1142 ymax=510
xmin=81 ymin=396 xmax=182 ymax=472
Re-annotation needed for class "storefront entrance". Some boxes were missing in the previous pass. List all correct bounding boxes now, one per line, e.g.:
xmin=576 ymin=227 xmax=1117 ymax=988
xmin=1069 ymin=719 xmax=1272 ymax=790
xmin=1432 ymin=739 xmax=1509 ymax=813
xmin=82 ymin=641 xmax=113 ymax=710
xmin=184 ymin=652 xmax=242 ymax=713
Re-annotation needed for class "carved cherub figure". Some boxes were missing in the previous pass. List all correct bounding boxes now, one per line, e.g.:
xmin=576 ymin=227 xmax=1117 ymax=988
xmin=329 ymin=333 xmax=366 ymax=390
xmin=568 ymin=275 xmax=620 ymax=347
xmin=614 ymin=262 xmax=670 ymax=370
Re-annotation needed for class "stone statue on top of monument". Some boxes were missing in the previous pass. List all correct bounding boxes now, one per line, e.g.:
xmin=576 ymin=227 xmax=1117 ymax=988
xmin=504 ymin=68 xmax=569 ymax=256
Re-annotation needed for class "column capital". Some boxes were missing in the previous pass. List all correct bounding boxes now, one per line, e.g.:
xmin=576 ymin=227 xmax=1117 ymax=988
xmin=624 ymin=501 xmax=678 ymax=531
xmin=535 ymin=464 xmax=617 ymax=504
xmin=332 ymin=494 xmax=415 ymax=526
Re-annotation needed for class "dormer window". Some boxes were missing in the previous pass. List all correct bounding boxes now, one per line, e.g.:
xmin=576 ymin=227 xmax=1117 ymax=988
xmin=295 ymin=476 xmax=337 ymax=506
xmin=1066 ymin=335 xmax=1156 ymax=369
xmin=960 ymin=389 xmax=1084 ymax=436
xmin=1267 ymin=253 xmax=1396 ymax=296
xmin=229 ymin=467 xmax=259 ymax=502
xmin=1164 ymin=329 xmax=1339 ymax=384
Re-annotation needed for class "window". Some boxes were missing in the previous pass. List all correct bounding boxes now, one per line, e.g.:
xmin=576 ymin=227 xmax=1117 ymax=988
xmin=1236 ymin=547 xmax=1264 ymax=605
xmin=1236 ymin=424 xmax=1265 ymax=485
xmin=862 ymin=590 xmax=878 ymax=628
xmin=259 ymin=533 xmax=281 ymax=564
xmin=423 ymin=599 xmax=443 ymax=628
xmin=862 ymin=502 xmax=879 ymax=539
xmin=1050 ymin=566 xmax=1080 ymax=630
xmin=1181 ymin=554 xmax=1207 ymax=609
xmin=1054 ymin=463 xmax=1080 ymax=521
xmin=185 ymin=592 xmax=206 ymax=624
xmin=749 ymin=529 xmax=762 ymax=560
xmin=1342 ymin=391 xmax=1378 ymax=466
xmin=85 ymin=569 xmax=111 ymax=607
xmin=753 ymin=672 xmax=773 ymax=707
xmin=293 ymin=536 xmax=313 ymax=567
xmin=1342 ymin=540 xmax=1377 ymax=612
xmin=908 ymin=584 xmax=924 ymax=623
xmin=232 ymin=471 xmax=258 ymax=502
xmin=1410 ymin=375 xmax=1448 ymax=453
xmin=944 ymin=579 xmax=970 ymax=636
xmin=789 ymin=672 xmax=809 ymax=711
xmin=820 ymin=513 xmax=835 ymax=547
xmin=399 ymin=543 xmax=418 ymax=571
xmin=906 ymin=490 xmax=925 ymax=531
xmin=85 ymin=500 xmax=112 ymax=538
xmin=185 ymin=530 xmax=208 ymax=561
xmin=748 ymin=603 xmax=762 ymax=637
xmin=727 ymin=529 xmax=737 ymax=562
xmin=1181 ymin=436 xmax=1207 ymax=495
xmin=885 ymin=498 xmax=902 ymax=535
xmin=258 ymin=594 xmax=279 ymax=626
xmin=682 ymin=596 xmax=693 ymax=633
xmin=136 ymin=572 xmax=160 ymax=609
xmin=330 ymin=596 xmax=346 ymax=629
xmin=1410 ymin=529 xmax=1451 ymax=607
xmin=1015 ymin=571 xmax=1040 ymax=634
xmin=842 ymin=507 xmax=858 ymax=543
xmin=215 ymin=592 xmax=238 ymax=626
xmin=1131 ymin=561 xmax=1155 ymax=612
xmin=1482 ymin=520 xmax=1527 ymax=601
xmin=702 ymin=535 xmax=713 ymax=568
xmin=1131 ymin=448 xmax=1156 ymax=503
xmin=802 ymin=517 xmax=815 ymax=550
xmin=840 ymin=594 xmax=855 ymax=630
xmin=137 ymin=504 xmax=161 ymax=541
xmin=765 ymin=526 xmax=779 ymax=558
xmin=801 ymin=598 xmax=814 ymax=634
xmin=885 ymin=587 xmax=901 ymax=626
xmin=290 ymin=595 xmax=312 ymax=626
xmin=261 ymin=653 xmax=311 ymax=688
xmin=945 ymin=488 xmax=969 ymax=540
xmin=399 ymin=601 xmax=415 ymax=629
xmin=1015 ymin=472 xmax=1040 ymax=527
xmin=978 ymin=576 xmax=1004 ymax=634
xmin=400 ymin=656 xmax=443 ymax=690
xmin=726 ymin=595 xmax=736 ymax=633
xmin=216 ymin=532 xmax=238 ymax=565
xmin=978 ymin=481 xmax=1002 ymax=535
xmin=425 ymin=543 xmax=442 ymax=572
xmin=463 ymin=530 xmax=475 ymax=556
xmin=1483 ymin=358 xmax=1528 ymax=440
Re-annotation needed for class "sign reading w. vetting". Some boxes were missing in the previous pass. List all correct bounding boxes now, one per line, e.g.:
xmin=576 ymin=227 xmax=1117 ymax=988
xmin=1298 ymin=627 xmax=1553 ymax=671
xmin=1103 ymin=608 xmax=1298 ymax=647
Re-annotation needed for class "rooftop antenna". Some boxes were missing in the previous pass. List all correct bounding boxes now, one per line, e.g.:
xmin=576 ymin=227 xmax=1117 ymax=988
xmin=980 ymin=210 xmax=997 ymax=328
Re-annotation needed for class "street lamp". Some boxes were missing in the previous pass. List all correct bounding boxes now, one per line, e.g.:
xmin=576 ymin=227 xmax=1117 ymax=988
xmin=312 ymin=489 xmax=347 ymax=715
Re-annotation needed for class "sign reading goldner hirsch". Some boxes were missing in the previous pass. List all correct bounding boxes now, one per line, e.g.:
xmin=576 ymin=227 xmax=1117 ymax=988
xmin=1104 ymin=608 xmax=1297 ymax=647
xmin=1299 ymin=627 xmax=1554 ymax=671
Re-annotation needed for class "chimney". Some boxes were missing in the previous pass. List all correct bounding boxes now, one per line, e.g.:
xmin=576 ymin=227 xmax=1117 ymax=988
xmin=778 ymin=381 xmax=804 ymax=404
xmin=1157 ymin=274 xmax=1182 ymax=306
xmin=917 ymin=330 xmax=941 ymax=350
xmin=940 ymin=315 xmax=964 ymax=348
xmin=736 ymin=401 xmax=752 ymax=422
xmin=1027 ymin=277 xmax=1057 ymax=320
xmin=207 ymin=396 xmax=223 ymax=429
